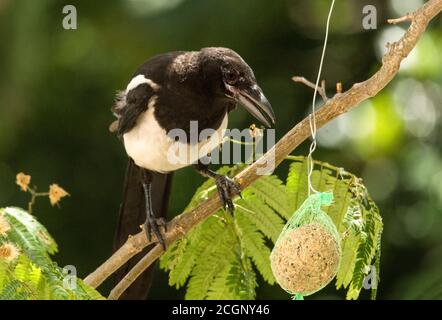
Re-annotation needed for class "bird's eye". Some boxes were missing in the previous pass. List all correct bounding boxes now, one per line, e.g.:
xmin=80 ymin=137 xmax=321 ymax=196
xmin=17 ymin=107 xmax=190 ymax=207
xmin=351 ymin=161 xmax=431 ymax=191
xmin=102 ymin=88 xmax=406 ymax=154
xmin=224 ymin=70 xmax=239 ymax=85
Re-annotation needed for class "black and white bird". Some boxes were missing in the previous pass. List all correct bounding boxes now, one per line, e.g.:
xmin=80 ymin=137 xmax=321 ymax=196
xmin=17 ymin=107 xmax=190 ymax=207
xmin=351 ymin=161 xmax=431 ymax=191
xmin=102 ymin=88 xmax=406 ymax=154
xmin=110 ymin=47 xmax=275 ymax=299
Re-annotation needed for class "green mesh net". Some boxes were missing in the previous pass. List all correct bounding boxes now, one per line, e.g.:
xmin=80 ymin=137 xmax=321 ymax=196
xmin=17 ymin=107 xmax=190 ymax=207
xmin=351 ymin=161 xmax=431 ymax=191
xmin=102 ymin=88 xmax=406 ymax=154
xmin=270 ymin=192 xmax=342 ymax=299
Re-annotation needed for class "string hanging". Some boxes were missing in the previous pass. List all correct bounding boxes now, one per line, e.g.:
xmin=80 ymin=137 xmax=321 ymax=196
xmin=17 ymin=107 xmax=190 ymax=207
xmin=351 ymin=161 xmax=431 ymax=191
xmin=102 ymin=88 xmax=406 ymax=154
xmin=270 ymin=1 xmax=340 ymax=300
xmin=307 ymin=0 xmax=335 ymax=195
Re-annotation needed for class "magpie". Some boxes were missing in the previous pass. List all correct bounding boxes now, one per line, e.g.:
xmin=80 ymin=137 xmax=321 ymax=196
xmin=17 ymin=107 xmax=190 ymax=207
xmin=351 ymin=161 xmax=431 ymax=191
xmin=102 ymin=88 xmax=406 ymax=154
xmin=110 ymin=47 xmax=275 ymax=299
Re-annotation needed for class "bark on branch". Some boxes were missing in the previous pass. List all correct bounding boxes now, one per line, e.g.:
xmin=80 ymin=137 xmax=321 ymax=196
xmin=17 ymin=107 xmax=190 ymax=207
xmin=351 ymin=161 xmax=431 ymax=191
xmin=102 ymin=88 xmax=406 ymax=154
xmin=83 ymin=0 xmax=442 ymax=299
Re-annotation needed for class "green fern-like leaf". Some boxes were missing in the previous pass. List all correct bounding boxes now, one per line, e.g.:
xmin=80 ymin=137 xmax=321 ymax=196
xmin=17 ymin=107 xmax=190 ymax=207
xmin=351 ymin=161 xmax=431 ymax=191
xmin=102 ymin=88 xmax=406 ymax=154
xmin=162 ymin=237 xmax=195 ymax=288
xmin=235 ymin=193 xmax=284 ymax=243
xmin=248 ymin=175 xmax=291 ymax=219
xmin=0 ymin=260 xmax=7 ymax=290
xmin=0 ymin=207 xmax=104 ymax=300
xmin=235 ymin=211 xmax=275 ymax=284
xmin=167 ymin=220 xmax=215 ymax=289
xmin=228 ymin=256 xmax=257 ymax=299
xmin=162 ymin=165 xmax=275 ymax=299
xmin=76 ymin=280 xmax=106 ymax=300
xmin=205 ymin=264 xmax=235 ymax=300
xmin=2 ymin=207 xmax=56 ymax=266
xmin=370 ymin=229 xmax=382 ymax=300
xmin=28 ymin=263 xmax=42 ymax=288
xmin=0 ymin=280 xmax=22 ymax=300
xmin=335 ymin=233 xmax=359 ymax=289
xmin=13 ymin=255 xmax=32 ymax=282
xmin=286 ymin=160 xmax=309 ymax=212
xmin=161 ymin=165 xmax=243 ymax=288
xmin=3 ymin=207 xmax=57 ymax=254
xmin=346 ymin=200 xmax=383 ymax=300
xmin=185 ymin=217 xmax=236 ymax=299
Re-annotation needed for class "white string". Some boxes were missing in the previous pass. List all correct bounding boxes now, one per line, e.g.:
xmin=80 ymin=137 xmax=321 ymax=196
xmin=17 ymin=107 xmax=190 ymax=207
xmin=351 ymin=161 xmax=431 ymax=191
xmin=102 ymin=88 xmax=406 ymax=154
xmin=307 ymin=0 xmax=335 ymax=196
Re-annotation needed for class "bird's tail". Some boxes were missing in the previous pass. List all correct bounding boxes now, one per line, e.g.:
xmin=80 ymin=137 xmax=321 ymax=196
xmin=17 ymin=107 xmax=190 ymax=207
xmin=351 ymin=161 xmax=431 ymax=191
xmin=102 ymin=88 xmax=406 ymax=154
xmin=113 ymin=159 xmax=173 ymax=300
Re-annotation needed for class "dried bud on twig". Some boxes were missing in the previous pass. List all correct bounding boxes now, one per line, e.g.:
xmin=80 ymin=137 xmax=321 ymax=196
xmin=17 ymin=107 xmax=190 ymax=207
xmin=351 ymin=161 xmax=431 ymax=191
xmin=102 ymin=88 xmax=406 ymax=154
xmin=49 ymin=184 xmax=70 ymax=206
xmin=16 ymin=172 xmax=31 ymax=192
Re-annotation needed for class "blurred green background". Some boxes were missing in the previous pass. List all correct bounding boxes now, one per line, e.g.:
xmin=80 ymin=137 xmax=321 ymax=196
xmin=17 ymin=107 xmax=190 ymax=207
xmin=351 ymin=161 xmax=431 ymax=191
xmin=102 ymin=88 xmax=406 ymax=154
xmin=0 ymin=0 xmax=441 ymax=299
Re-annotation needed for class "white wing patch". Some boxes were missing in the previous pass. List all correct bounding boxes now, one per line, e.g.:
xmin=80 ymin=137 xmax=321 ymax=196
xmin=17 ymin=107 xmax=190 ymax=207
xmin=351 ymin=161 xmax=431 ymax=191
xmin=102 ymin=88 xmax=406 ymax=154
xmin=126 ymin=74 xmax=160 ymax=92
xmin=123 ymin=101 xmax=228 ymax=173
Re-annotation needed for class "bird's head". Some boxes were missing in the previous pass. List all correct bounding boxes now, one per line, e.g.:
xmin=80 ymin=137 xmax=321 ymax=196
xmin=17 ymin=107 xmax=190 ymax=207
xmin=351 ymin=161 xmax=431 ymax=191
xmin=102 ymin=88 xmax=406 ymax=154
xmin=198 ymin=47 xmax=275 ymax=128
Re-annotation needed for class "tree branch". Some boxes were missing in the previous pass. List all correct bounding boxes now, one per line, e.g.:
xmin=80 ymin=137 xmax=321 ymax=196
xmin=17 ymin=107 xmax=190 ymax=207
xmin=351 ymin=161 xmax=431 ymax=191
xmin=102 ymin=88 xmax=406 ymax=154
xmin=108 ymin=244 xmax=163 ymax=300
xmin=292 ymin=76 xmax=329 ymax=102
xmin=83 ymin=0 xmax=442 ymax=298
xmin=388 ymin=13 xmax=413 ymax=25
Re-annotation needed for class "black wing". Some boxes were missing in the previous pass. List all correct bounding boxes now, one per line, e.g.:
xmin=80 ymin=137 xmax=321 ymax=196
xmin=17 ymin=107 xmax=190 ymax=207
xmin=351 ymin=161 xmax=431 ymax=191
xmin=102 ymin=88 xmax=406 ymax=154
xmin=110 ymin=51 xmax=185 ymax=136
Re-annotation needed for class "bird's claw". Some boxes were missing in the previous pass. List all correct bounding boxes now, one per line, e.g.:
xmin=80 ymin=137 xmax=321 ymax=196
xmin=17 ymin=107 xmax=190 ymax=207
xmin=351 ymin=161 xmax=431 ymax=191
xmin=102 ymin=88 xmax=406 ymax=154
xmin=215 ymin=175 xmax=242 ymax=215
xmin=144 ymin=217 xmax=167 ymax=250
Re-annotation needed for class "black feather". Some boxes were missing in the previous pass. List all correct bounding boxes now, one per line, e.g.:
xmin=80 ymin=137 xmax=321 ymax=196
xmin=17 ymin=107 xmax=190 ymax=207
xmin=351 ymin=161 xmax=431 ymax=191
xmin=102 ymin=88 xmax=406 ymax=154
xmin=117 ymin=84 xmax=155 ymax=136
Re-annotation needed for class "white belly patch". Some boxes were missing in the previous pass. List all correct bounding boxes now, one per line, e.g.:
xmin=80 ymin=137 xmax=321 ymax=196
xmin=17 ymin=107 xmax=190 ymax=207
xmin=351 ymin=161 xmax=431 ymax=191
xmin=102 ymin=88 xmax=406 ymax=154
xmin=123 ymin=105 xmax=228 ymax=173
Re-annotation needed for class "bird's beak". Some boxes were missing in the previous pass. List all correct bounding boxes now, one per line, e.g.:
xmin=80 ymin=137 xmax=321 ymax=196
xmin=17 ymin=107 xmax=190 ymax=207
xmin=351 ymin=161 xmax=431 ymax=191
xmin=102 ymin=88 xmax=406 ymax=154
xmin=231 ymin=85 xmax=275 ymax=128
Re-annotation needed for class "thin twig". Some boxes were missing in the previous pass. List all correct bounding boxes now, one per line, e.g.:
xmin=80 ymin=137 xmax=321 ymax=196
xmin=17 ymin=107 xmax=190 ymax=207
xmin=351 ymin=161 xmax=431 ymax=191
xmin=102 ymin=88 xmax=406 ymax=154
xmin=388 ymin=13 xmax=413 ymax=25
xmin=27 ymin=186 xmax=49 ymax=214
xmin=108 ymin=244 xmax=164 ymax=300
xmin=82 ymin=0 xmax=442 ymax=297
xmin=292 ymin=76 xmax=329 ymax=102
xmin=336 ymin=82 xmax=342 ymax=94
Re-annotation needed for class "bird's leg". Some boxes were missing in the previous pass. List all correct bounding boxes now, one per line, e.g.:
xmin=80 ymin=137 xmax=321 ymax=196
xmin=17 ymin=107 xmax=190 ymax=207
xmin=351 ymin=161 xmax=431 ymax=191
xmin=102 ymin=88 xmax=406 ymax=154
xmin=194 ymin=163 xmax=242 ymax=215
xmin=141 ymin=169 xmax=167 ymax=250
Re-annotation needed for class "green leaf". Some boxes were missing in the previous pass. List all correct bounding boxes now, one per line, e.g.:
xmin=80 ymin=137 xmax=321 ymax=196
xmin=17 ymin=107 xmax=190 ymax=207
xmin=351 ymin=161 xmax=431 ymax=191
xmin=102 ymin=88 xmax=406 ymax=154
xmin=0 ymin=280 xmax=22 ymax=300
xmin=162 ymin=165 xmax=271 ymax=299
xmin=167 ymin=230 xmax=200 ymax=288
xmin=335 ymin=234 xmax=359 ymax=289
xmin=76 ymin=280 xmax=106 ymax=300
xmin=14 ymin=255 xmax=31 ymax=282
xmin=185 ymin=218 xmax=236 ymax=299
xmin=0 ymin=260 xmax=7 ymax=290
xmin=207 ymin=258 xmax=256 ymax=300
xmin=0 ymin=207 xmax=104 ymax=300
xmin=346 ymin=202 xmax=383 ymax=300
xmin=286 ymin=160 xmax=309 ymax=212
xmin=3 ymin=207 xmax=57 ymax=254
xmin=235 ymin=211 xmax=275 ymax=284
xmin=235 ymin=194 xmax=284 ymax=243
xmin=248 ymin=175 xmax=290 ymax=219
xmin=205 ymin=264 xmax=236 ymax=300
xmin=227 ymin=256 xmax=257 ymax=299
